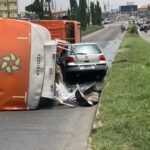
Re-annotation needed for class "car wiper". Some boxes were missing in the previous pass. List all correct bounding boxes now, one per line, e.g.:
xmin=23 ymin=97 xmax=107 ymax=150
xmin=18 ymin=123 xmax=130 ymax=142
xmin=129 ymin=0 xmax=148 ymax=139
xmin=70 ymin=46 xmax=78 ymax=60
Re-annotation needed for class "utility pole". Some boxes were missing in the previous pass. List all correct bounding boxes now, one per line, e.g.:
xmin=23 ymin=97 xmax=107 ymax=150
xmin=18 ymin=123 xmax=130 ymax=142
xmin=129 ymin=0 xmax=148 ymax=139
xmin=131 ymin=7 xmax=133 ymax=16
xmin=103 ymin=1 xmax=106 ymax=13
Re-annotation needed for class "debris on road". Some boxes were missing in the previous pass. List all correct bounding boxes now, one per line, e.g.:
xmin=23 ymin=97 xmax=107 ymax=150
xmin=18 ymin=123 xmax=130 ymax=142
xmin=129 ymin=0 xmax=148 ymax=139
xmin=55 ymin=82 xmax=101 ymax=107
xmin=75 ymin=84 xmax=101 ymax=106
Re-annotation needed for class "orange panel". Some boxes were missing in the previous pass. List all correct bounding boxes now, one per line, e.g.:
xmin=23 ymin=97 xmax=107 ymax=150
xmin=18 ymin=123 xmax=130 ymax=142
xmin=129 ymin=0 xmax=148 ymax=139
xmin=0 ymin=19 xmax=31 ymax=110
xmin=32 ymin=20 xmax=81 ymax=56
xmin=33 ymin=20 xmax=65 ymax=40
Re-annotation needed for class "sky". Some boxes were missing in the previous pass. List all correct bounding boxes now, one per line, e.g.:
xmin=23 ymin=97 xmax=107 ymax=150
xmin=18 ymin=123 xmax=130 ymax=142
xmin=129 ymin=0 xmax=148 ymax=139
xmin=18 ymin=0 xmax=150 ymax=13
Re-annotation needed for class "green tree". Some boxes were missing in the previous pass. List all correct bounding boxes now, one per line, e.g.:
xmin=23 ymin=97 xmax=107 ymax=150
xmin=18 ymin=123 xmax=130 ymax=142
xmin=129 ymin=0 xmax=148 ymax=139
xmin=90 ymin=2 xmax=96 ymax=25
xmin=67 ymin=8 xmax=71 ymax=20
xmin=78 ymin=0 xmax=87 ymax=31
xmin=148 ymin=5 xmax=150 ymax=19
xmin=25 ymin=0 xmax=44 ymax=19
xmin=45 ymin=0 xmax=53 ymax=19
xmin=86 ymin=3 xmax=90 ymax=26
xmin=70 ymin=0 xmax=78 ymax=20
xmin=95 ymin=1 xmax=102 ymax=25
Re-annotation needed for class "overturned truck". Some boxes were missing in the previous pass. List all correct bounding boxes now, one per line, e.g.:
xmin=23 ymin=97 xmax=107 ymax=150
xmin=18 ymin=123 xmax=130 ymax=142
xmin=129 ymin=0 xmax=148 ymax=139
xmin=0 ymin=19 xmax=57 ymax=110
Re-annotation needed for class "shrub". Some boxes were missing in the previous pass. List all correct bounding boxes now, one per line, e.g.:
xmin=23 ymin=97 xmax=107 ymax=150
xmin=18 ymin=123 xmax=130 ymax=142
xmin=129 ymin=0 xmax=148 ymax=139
xmin=127 ymin=24 xmax=138 ymax=34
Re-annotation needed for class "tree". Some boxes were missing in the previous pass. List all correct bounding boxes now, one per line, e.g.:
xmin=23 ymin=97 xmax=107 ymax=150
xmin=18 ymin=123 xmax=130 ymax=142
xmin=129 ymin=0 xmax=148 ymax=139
xmin=70 ymin=0 xmax=78 ymax=20
xmin=95 ymin=1 xmax=102 ymax=25
xmin=148 ymin=5 xmax=150 ymax=19
xmin=90 ymin=1 xmax=102 ymax=26
xmin=90 ymin=2 xmax=96 ymax=25
xmin=67 ymin=9 xmax=71 ymax=20
xmin=78 ymin=0 xmax=87 ymax=31
xmin=45 ymin=0 xmax=53 ymax=19
xmin=25 ymin=0 xmax=44 ymax=19
xmin=86 ymin=2 xmax=90 ymax=26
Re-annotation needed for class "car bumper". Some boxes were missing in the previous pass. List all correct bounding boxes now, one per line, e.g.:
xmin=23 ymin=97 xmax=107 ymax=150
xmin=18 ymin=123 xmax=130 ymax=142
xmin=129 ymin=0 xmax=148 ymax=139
xmin=66 ymin=64 xmax=108 ymax=74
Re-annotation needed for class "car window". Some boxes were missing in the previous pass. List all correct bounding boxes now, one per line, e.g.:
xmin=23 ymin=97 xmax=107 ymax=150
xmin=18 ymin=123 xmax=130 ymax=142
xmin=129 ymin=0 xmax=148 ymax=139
xmin=70 ymin=44 xmax=102 ymax=55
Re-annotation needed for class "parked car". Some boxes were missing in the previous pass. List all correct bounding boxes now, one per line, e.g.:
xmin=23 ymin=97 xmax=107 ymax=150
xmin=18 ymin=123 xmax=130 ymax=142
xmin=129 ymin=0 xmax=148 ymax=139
xmin=58 ymin=43 xmax=108 ymax=80
xmin=103 ymin=18 xmax=112 ymax=24
xmin=146 ymin=20 xmax=150 ymax=29
xmin=140 ymin=23 xmax=150 ymax=32
xmin=137 ymin=19 xmax=144 ymax=26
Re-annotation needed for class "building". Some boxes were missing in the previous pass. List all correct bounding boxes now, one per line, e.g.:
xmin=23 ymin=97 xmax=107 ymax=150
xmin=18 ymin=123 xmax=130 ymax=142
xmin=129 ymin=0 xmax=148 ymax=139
xmin=43 ymin=1 xmax=68 ymax=19
xmin=0 ymin=0 xmax=18 ymax=18
xmin=52 ymin=10 xmax=68 ymax=19
xmin=138 ymin=4 xmax=150 ymax=11
xmin=138 ymin=4 xmax=150 ymax=17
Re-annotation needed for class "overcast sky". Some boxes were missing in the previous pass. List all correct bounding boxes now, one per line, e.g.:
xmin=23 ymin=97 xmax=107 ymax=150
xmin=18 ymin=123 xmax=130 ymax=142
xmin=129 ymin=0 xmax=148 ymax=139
xmin=18 ymin=0 xmax=150 ymax=13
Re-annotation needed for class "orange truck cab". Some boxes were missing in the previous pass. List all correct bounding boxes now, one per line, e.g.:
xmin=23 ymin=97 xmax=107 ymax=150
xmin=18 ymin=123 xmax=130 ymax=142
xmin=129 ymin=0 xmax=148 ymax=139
xmin=32 ymin=20 xmax=81 ymax=43
xmin=32 ymin=20 xmax=81 ymax=55
xmin=0 ymin=19 xmax=57 ymax=110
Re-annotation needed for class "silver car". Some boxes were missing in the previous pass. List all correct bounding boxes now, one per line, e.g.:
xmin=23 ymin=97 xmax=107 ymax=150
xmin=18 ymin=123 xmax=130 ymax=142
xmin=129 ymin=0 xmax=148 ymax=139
xmin=58 ymin=43 xmax=108 ymax=79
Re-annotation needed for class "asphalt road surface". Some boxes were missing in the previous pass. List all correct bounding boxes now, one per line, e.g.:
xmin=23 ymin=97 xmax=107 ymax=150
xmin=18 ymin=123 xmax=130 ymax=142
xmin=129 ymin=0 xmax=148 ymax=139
xmin=0 ymin=22 xmax=125 ymax=150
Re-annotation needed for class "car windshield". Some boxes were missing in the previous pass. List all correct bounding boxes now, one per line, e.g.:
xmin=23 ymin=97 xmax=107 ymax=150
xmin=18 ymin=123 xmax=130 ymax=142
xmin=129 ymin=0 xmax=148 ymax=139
xmin=70 ymin=44 xmax=102 ymax=55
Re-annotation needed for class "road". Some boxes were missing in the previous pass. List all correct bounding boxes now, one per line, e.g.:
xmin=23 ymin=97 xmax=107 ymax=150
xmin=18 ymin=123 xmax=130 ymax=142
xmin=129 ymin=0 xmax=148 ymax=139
xmin=0 ymin=22 xmax=125 ymax=150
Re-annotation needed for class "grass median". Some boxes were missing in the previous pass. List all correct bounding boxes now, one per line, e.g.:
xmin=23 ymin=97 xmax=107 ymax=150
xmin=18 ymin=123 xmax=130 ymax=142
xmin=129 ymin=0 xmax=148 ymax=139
xmin=91 ymin=33 xmax=150 ymax=150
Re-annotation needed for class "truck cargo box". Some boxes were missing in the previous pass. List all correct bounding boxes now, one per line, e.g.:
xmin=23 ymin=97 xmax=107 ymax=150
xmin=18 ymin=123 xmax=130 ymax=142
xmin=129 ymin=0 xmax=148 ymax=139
xmin=0 ymin=19 xmax=56 ymax=110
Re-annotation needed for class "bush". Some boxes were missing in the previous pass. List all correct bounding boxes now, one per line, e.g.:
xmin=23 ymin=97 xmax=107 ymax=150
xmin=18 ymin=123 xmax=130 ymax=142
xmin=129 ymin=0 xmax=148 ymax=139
xmin=127 ymin=24 xmax=138 ymax=34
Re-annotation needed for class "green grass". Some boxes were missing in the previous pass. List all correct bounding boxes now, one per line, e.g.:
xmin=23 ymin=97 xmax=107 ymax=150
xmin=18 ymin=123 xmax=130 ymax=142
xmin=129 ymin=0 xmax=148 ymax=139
xmin=91 ymin=33 xmax=150 ymax=150
xmin=81 ymin=25 xmax=104 ymax=36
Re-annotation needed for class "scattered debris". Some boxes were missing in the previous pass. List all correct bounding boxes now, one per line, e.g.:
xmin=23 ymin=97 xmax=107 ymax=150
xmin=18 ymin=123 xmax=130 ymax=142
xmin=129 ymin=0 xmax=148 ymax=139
xmin=54 ymin=82 xmax=102 ymax=107
xmin=75 ymin=84 xmax=101 ymax=106
xmin=53 ymin=96 xmax=75 ymax=107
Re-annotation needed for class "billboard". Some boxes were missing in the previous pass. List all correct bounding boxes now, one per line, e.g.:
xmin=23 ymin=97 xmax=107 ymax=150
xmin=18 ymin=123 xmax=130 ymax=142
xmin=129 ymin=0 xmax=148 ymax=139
xmin=119 ymin=5 xmax=137 ymax=12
